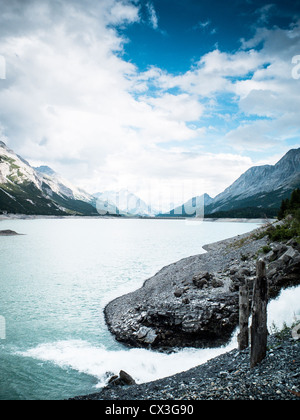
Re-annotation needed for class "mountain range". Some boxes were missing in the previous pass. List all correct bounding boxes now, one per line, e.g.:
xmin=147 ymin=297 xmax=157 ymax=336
xmin=0 ymin=141 xmax=299 ymax=218
xmin=0 ymin=141 xmax=98 ymax=216
xmin=206 ymin=148 xmax=300 ymax=218
xmin=158 ymin=148 xmax=300 ymax=219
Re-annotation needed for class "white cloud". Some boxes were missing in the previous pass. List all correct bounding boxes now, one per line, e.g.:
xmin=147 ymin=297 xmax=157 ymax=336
xmin=146 ymin=48 xmax=264 ymax=98
xmin=0 ymin=0 xmax=204 ymax=198
xmin=85 ymin=146 xmax=254 ymax=208
xmin=193 ymin=20 xmax=211 ymax=30
xmin=109 ymin=1 xmax=140 ymax=25
xmin=256 ymin=4 xmax=276 ymax=24
xmin=227 ymin=22 xmax=300 ymax=149
xmin=142 ymin=93 xmax=204 ymax=122
xmin=146 ymin=2 xmax=159 ymax=30
xmin=0 ymin=1 xmax=299 ymax=203
xmin=143 ymin=22 xmax=300 ymax=152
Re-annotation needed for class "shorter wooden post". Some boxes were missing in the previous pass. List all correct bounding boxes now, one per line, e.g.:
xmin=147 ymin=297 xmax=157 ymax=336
xmin=250 ymin=260 xmax=268 ymax=368
xmin=238 ymin=281 xmax=249 ymax=351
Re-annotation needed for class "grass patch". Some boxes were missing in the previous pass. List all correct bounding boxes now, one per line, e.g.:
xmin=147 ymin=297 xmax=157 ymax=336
xmin=267 ymin=215 xmax=300 ymax=243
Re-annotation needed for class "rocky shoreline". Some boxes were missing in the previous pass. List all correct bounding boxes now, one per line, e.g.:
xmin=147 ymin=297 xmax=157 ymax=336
xmin=104 ymin=223 xmax=300 ymax=350
xmin=72 ymin=222 xmax=300 ymax=401
xmin=72 ymin=332 xmax=299 ymax=400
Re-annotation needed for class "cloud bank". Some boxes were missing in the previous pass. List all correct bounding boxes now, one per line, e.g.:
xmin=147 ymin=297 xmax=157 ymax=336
xmin=0 ymin=0 xmax=299 ymax=202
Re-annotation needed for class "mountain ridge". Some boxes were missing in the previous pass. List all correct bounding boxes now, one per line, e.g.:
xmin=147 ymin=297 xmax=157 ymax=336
xmin=206 ymin=147 xmax=300 ymax=217
xmin=163 ymin=148 xmax=300 ymax=219
xmin=0 ymin=142 xmax=98 ymax=216
xmin=1 ymin=142 xmax=299 ymax=218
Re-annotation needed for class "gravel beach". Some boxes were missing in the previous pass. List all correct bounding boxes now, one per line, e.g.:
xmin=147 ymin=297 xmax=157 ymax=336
xmin=72 ymin=332 xmax=299 ymax=400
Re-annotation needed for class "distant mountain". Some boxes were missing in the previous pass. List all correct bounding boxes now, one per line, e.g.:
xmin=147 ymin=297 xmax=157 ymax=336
xmin=205 ymin=148 xmax=300 ymax=218
xmin=2 ymin=141 xmax=299 ymax=218
xmin=157 ymin=194 xmax=213 ymax=218
xmin=93 ymin=189 xmax=158 ymax=217
xmin=159 ymin=148 xmax=300 ymax=219
xmin=0 ymin=142 xmax=98 ymax=216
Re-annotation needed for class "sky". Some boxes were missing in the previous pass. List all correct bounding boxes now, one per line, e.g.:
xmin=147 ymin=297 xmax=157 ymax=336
xmin=0 ymin=0 xmax=300 ymax=208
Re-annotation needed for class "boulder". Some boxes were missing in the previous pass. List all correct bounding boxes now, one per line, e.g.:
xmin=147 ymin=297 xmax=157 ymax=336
xmin=279 ymin=247 xmax=299 ymax=264
xmin=119 ymin=370 xmax=136 ymax=385
xmin=174 ymin=288 xmax=184 ymax=298
xmin=211 ymin=279 xmax=224 ymax=288
xmin=193 ymin=278 xmax=208 ymax=289
xmin=182 ymin=297 xmax=190 ymax=304
xmin=193 ymin=272 xmax=212 ymax=289
xmin=107 ymin=370 xmax=136 ymax=387
xmin=0 ymin=230 xmax=20 ymax=236
xmin=136 ymin=326 xmax=157 ymax=344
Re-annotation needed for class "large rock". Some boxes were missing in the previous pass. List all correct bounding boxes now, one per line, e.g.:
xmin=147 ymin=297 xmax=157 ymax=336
xmin=0 ymin=230 xmax=20 ymax=236
xmin=136 ymin=326 xmax=158 ymax=344
xmin=107 ymin=370 xmax=136 ymax=387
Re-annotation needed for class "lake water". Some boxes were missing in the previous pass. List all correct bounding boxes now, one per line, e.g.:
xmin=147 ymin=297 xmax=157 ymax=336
xmin=0 ymin=218 xmax=299 ymax=400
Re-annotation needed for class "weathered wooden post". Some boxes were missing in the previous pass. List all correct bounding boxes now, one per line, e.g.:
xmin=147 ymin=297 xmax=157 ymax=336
xmin=250 ymin=259 xmax=268 ymax=368
xmin=238 ymin=281 xmax=249 ymax=351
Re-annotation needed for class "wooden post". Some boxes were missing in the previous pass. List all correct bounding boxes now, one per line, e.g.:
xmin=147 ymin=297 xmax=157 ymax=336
xmin=238 ymin=281 xmax=249 ymax=351
xmin=250 ymin=259 xmax=268 ymax=368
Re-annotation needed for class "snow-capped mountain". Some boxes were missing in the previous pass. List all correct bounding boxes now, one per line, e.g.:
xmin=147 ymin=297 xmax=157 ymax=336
xmin=0 ymin=141 xmax=42 ymax=189
xmin=93 ymin=189 xmax=158 ymax=217
xmin=0 ymin=141 xmax=98 ymax=216
xmin=34 ymin=166 xmax=94 ymax=203
xmin=2 ymin=141 xmax=299 ymax=218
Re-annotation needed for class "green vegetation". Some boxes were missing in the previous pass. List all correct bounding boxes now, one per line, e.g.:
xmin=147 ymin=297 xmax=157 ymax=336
xmin=262 ymin=245 xmax=272 ymax=254
xmin=262 ymin=189 xmax=300 ymax=243
xmin=205 ymin=207 xmax=278 ymax=219
xmin=0 ymin=182 xmax=66 ymax=215
xmin=278 ymin=188 xmax=300 ymax=220
xmin=269 ymin=321 xmax=299 ymax=345
xmin=0 ymin=181 xmax=100 ymax=216
xmin=268 ymin=217 xmax=300 ymax=243
xmin=205 ymin=187 xmax=298 ymax=219
xmin=0 ymin=155 xmax=20 ymax=170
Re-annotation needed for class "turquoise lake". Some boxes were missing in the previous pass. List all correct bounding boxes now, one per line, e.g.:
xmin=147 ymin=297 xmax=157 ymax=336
xmin=0 ymin=218 xmax=299 ymax=400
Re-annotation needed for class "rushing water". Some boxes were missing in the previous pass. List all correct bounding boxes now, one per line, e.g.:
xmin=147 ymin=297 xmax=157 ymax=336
xmin=0 ymin=218 xmax=299 ymax=400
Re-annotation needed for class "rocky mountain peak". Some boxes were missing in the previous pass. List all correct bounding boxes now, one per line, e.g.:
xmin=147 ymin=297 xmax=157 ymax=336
xmin=34 ymin=166 xmax=57 ymax=176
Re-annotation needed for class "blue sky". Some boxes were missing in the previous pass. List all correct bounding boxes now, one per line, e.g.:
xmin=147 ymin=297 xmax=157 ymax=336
xmin=123 ymin=0 xmax=300 ymax=70
xmin=0 ymin=0 xmax=300 ymax=206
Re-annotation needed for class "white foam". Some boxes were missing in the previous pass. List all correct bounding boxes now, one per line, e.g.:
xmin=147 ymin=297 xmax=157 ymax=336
xmin=267 ymin=286 xmax=300 ymax=330
xmin=18 ymin=337 xmax=237 ymax=388
xmin=18 ymin=286 xmax=300 ymax=389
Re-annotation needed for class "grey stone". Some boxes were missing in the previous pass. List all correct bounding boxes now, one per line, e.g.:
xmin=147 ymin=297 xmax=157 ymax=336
xmin=174 ymin=288 xmax=184 ymax=298
xmin=137 ymin=326 xmax=150 ymax=339
xmin=144 ymin=328 xmax=158 ymax=344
